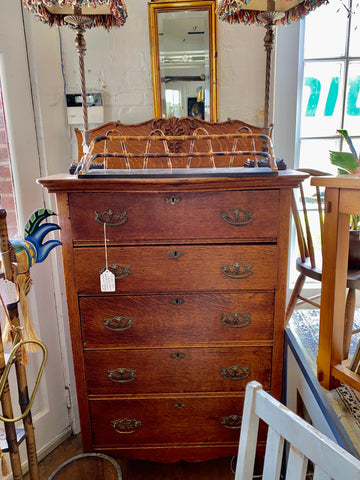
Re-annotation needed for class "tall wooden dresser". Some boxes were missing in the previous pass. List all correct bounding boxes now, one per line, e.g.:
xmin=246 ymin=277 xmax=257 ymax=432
xmin=38 ymin=119 xmax=306 ymax=462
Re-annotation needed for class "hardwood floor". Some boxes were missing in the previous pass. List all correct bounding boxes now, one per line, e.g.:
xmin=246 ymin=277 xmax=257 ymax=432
xmin=23 ymin=434 xmax=82 ymax=480
xmin=23 ymin=435 xmax=237 ymax=479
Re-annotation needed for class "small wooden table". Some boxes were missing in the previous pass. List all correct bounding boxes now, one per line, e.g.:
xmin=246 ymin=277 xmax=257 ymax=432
xmin=312 ymin=175 xmax=360 ymax=391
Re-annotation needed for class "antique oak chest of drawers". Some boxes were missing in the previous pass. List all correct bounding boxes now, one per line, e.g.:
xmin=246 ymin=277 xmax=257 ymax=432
xmin=39 ymin=170 xmax=305 ymax=462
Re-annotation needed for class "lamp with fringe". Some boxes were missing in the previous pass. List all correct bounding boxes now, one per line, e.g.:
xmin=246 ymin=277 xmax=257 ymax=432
xmin=22 ymin=0 xmax=128 ymax=156
xmin=217 ymin=0 xmax=328 ymax=138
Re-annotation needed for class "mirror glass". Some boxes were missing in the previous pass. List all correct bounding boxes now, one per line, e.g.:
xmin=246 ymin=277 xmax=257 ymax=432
xmin=149 ymin=1 xmax=218 ymax=121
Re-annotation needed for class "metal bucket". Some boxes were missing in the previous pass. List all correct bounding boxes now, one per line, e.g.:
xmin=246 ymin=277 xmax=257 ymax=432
xmin=48 ymin=453 xmax=122 ymax=480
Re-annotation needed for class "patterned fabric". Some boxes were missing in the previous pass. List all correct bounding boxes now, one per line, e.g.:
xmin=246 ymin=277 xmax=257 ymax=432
xmin=217 ymin=0 xmax=328 ymax=25
xmin=21 ymin=0 xmax=128 ymax=29
xmin=290 ymin=309 xmax=360 ymax=430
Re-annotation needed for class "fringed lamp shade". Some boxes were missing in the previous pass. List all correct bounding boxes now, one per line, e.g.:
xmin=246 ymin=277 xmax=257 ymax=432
xmin=22 ymin=0 xmax=127 ymax=29
xmin=217 ymin=0 xmax=328 ymax=138
xmin=21 ymin=0 xmax=128 ymax=159
xmin=218 ymin=0 xmax=327 ymax=25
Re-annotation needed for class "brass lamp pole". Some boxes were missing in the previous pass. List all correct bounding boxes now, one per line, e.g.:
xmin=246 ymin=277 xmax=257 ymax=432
xmin=257 ymin=1 xmax=284 ymax=138
xmin=64 ymin=8 xmax=93 ymax=150
xmin=217 ymin=0 xmax=328 ymax=139
xmin=21 ymin=0 xmax=128 ymax=156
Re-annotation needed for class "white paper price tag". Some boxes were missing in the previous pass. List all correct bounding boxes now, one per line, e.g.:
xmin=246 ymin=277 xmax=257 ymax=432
xmin=100 ymin=269 xmax=116 ymax=292
xmin=0 ymin=278 xmax=18 ymax=305
xmin=0 ymin=304 xmax=7 ymax=325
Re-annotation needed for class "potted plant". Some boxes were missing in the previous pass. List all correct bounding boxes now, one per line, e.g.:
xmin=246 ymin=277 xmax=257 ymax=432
xmin=330 ymin=129 xmax=360 ymax=267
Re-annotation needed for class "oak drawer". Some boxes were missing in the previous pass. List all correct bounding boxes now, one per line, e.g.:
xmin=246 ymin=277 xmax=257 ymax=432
xmin=84 ymin=346 xmax=271 ymax=394
xmin=74 ymin=244 xmax=278 ymax=294
xmin=69 ymin=190 xmax=279 ymax=245
xmin=90 ymin=394 xmax=247 ymax=447
xmin=80 ymin=292 xmax=274 ymax=348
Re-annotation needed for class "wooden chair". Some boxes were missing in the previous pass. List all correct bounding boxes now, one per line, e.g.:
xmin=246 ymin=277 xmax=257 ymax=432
xmin=234 ymin=381 xmax=360 ymax=480
xmin=285 ymin=169 xmax=360 ymax=360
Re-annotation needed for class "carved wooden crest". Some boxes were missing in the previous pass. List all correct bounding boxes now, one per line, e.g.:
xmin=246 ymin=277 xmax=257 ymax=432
xmin=151 ymin=117 xmax=198 ymax=153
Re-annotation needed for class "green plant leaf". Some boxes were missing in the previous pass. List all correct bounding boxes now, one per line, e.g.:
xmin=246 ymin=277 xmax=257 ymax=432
xmin=351 ymin=214 xmax=360 ymax=230
xmin=337 ymin=129 xmax=359 ymax=159
xmin=330 ymin=150 xmax=360 ymax=174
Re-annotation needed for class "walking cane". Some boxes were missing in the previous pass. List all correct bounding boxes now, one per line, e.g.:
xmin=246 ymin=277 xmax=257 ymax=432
xmin=0 ymin=209 xmax=40 ymax=480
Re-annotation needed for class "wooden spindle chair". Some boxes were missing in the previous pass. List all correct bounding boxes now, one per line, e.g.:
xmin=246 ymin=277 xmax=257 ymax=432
xmin=285 ymin=169 xmax=360 ymax=360
xmin=234 ymin=381 xmax=360 ymax=480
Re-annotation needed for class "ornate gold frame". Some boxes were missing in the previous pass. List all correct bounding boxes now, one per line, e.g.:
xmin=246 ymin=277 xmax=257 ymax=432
xmin=148 ymin=0 xmax=218 ymax=121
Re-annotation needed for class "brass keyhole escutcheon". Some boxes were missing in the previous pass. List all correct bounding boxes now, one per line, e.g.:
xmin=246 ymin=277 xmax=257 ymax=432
xmin=171 ymin=352 xmax=185 ymax=359
xmin=170 ymin=298 xmax=184 ymax=306
xmin=165 ymin=195 xmax=181 ymax=205
xmin=168 ymin=250 xmax=184 ymax=259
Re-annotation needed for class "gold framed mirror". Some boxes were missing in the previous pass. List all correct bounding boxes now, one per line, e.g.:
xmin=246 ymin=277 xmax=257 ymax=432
xmin=148 ymin=0 xmax=218 ymax=121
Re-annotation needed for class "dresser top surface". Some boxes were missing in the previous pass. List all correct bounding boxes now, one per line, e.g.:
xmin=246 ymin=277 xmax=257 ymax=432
xmin=37 ymin=170 xmax=307 ymax=193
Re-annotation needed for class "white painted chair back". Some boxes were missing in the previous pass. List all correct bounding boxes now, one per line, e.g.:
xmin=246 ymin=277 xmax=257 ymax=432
xmin=235 ymin=381 xmax=360 ymax=480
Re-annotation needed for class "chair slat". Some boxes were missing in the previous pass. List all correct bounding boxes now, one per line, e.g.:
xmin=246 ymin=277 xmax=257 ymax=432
xmin=315 ymin=185 xmax=325 ymax=250
xmin=299 ymin=183 xmax=316 ymax=268
xmin=234 ymin=382 xmax=261 ymax=480
xmin=291 ymin=191 xmax=307 ymax=263
xmin=284 ymin=445 xmax=308 ymax=480
xmin=262 ymin=426 xmax=284 ymax=480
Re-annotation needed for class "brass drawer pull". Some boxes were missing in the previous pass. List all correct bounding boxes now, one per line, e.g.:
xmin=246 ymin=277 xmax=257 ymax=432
xmin=221 ymin=313 xmax=251 ymax=328
xmin=111 ymin=418 xmax=142 ymax=434
xmin=221 ymin=208 xmax=253 ymax=226
xmin=165 ymin=195 xmax=181 ymax=205
xmin=108 ymin=368 xmax=136 ymax=383
xmin=168 ymin=250 xmax=184 ymax=259
xmin=221 ymin=415 xmax=242 ymax=429
xmin=104 ymin=315 xmax=134 ymax=332
xmin=171 ymin=352 xmax=185 ymax=359
xmin=222 ymin=262 xmax=253 ymax=279
xmin=221 ymin=365 xmax=250 ymax=381
xmin=95 ymin=210 xmax=127 ymax=226
xmin=99 ymin=264 xmax=130 ymax=280
xmin=173 ymin=403 xmax=186 ymax=409
xmin=170 ymin=298 xmax=184 ymax=306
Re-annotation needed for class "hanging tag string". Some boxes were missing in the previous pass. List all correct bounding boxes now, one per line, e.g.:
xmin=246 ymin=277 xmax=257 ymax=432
xmin=104 ymin=223 xmax=109 ymax=270
xmin=100 ymin=223 xmax=115 ymax=293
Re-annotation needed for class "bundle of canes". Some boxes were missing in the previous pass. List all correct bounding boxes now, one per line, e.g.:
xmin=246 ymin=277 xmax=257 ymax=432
xmin=0 ymin=209 xmax=40 ymax=480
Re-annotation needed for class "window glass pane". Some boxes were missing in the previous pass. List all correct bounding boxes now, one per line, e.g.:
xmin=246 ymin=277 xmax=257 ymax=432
xmin=344 ymin=61 xmax=360 ymax=133
xmin=165 ymin=88 xmax=183 ymax=117
xmin=300 ymin=61 xmax=344 ymax=138
xmin=299 ymin=138 xmax=340 ymax=173
xmin=349 ymin=5 xmax=360 ymax=56
xmin=304 ymin=0 xmax=348 ymax=59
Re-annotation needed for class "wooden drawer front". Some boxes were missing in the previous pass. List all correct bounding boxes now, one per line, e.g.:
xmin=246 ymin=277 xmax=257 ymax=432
xmin=84 ymin=346 xmax=271 ymax=394
xmin=69 ymin=190 xmax=279 ymax=244
xmin=80 ymin=292 xmax=274 ymax=348
xmin=90 ymin=395 xmax=246 ymax=447
xmin=74 ymin=244 xmax=278 ymax=294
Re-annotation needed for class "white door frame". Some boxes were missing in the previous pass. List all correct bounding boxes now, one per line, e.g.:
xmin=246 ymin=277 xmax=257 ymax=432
xmin=0 ymin=0 xmax=79 ymax=471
